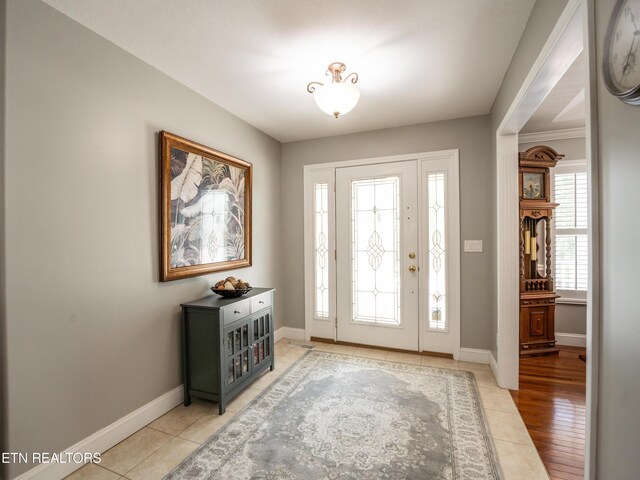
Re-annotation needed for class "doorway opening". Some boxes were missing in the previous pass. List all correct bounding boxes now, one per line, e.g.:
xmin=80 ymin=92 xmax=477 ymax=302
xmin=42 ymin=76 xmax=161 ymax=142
xmin=303 ymin=150 xmax=460 ymax=358
xmin=494 ymin=0 xmax=596 ymax=478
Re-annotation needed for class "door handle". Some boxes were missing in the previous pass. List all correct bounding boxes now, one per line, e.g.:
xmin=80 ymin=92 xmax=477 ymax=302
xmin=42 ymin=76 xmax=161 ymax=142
xmin=409 ymin=265 xmax=417 ymax=273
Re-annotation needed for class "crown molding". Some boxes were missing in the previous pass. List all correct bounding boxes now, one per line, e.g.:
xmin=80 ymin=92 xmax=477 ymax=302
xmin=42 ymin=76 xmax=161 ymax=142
xmin=518 ymin=127 xmax=586 ymax=144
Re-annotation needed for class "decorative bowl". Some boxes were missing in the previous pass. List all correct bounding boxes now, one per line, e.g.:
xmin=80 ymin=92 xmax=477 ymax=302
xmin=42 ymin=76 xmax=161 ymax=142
xmin=210 ymin=287 xmax=253 ymax=298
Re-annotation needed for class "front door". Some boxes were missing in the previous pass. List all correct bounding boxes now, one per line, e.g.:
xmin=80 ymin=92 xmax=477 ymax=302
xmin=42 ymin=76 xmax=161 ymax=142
xmin=335 ymin=161 xmax=419 ymax=350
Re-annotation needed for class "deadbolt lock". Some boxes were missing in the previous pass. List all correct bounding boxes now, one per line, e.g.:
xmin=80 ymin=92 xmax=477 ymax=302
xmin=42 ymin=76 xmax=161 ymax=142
xmin=408 ymin=252 xmax=416 ymax=259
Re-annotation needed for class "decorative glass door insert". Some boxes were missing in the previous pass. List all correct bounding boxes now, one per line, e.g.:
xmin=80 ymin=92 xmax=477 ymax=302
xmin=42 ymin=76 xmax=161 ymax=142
xmin=314 ymin=183 xmax=330 ymax=318
xmin=427 ymin=172 xmax=447 ymax=331
xmin=351 ymin=177 xmax=401 ymax=325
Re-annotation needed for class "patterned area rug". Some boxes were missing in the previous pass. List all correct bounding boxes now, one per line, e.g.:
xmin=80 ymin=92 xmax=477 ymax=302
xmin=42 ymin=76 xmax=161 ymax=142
xmin=166 ymin=351 xmax=503 ymax=479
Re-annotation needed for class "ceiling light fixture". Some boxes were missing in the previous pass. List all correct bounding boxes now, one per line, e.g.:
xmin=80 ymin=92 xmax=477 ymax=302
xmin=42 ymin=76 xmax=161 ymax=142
xmin=307 ymin=62 xmax=360 ymax=118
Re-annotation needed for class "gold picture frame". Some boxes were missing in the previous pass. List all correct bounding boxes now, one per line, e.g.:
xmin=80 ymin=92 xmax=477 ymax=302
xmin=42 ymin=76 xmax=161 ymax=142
xmin=160 ymin=131 xmax=252 ymax=281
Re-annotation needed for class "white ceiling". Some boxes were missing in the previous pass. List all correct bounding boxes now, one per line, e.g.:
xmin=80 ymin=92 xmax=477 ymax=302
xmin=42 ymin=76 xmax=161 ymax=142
xmin=43 ymin=0 xmax=536 ymax=143
xmin=521 ymin=51 xmax=586 ymax=134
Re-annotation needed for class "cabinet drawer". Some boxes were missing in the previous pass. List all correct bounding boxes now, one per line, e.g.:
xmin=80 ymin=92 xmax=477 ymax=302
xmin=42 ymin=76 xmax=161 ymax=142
xmin=251 ymin=292 xmax=272 ymax=313
xmin=222 ymin=300 xmax=250 ymax=325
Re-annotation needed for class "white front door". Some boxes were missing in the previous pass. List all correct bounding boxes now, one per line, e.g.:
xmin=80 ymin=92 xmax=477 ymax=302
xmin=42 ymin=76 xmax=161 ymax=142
xmin=335 ymin=161 xmax=419 ymax=350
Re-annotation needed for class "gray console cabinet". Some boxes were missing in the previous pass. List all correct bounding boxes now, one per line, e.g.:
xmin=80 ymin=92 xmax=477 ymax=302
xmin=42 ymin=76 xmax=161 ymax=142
xmin=181 ymin=288 xmax=275 ymax=414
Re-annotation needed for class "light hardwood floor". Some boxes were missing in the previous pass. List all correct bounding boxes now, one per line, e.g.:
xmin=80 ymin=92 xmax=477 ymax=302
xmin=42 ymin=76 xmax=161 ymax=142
xmin=66 ymin=339 xmax=549 ymax=480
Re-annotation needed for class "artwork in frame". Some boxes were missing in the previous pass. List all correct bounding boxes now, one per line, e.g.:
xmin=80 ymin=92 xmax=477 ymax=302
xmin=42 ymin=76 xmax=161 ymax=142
xmin=160 ymin=131 xmax=252 ymax=281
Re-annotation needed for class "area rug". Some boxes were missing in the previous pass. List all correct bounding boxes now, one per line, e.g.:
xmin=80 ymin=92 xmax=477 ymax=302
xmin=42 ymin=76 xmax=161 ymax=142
xmin=166 ymin=351 xmax=503 ymax=479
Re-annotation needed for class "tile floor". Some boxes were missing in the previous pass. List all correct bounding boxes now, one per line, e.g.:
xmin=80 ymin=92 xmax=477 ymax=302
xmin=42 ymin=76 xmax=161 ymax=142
xmin=66 ymin=339 xmax=549 ymax=480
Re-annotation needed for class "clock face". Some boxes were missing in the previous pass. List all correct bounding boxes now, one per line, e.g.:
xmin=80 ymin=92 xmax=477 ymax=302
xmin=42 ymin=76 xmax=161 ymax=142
xmin=603 ymin=0 xmax=640 ymax=103
xmin=522 ymin=173 xmax=544 ymax=199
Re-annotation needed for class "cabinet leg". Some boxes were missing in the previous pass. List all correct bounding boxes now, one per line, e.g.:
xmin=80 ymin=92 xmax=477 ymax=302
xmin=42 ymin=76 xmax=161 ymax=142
xmin=219 ymin=403 xmax=225 ymax=415
xmin=184 ymin=394 xmax=191 ymax=407
xmin=270 ymin=363 xmax=274 ymax=371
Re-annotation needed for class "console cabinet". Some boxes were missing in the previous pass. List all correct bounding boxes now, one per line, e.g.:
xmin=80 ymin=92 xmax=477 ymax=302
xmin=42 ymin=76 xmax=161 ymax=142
xmin=181 ymin=288 xmax=275 ymax=414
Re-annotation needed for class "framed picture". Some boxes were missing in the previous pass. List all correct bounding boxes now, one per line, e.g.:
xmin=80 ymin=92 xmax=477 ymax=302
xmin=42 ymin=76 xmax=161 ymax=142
xmin=160 ymin=131 xmax=252 ymax=281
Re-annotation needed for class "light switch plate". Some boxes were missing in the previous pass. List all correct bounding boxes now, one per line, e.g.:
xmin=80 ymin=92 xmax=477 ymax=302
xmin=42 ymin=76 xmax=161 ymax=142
xmin=464 ymin=240 xmax=483 ymax=253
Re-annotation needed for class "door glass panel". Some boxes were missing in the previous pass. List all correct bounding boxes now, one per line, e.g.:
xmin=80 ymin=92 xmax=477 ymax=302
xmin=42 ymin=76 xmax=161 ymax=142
xmin=259 ymin=341 xmax=264 ymax=362
xmin=227 ymin=361 xmax=234 ymax=385
xmin=265 ymin=314 xmax=270 ymax=334
xmin=314 ymin=183 xmax=330 ymax=318
xmin=242 ymin=324 xmax=248 ymax=347
xmin=253 ymin=319 xmax=259 ymax=341
xmin=234 ymin=329 xmax=241 ymax=352
xmin=351 ymin=176 xmax=401 ymax=325
xmin=265 ymin=338 xmax=270 ymax=357
xmin=259 ymin=317 xmax=264 ymax=337
xmin=254 ymin=344 xmax=259 ymax=365
xmin=242 ymin=351 xmax=249 ymax=374
xmin=427 ymin=172 xmax=447 ymax=331
xmin=226 ymin=331 xmax=234 ymax=355
xmin=234 ymin=356 xmax=241 ymax=379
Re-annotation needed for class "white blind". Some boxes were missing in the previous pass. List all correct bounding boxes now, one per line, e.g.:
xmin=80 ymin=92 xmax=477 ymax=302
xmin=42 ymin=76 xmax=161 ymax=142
xmin=554 ymin=171 xmax=588 ymax=291
xmin=555 ymin=173 xmax=588 ymax=229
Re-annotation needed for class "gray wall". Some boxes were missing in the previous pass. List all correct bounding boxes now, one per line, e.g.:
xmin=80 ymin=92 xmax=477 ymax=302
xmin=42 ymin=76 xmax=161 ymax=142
xmin=281 ymin=115 xmax=495 ymax=350
xmin=555 ymin=304 xmax=586 ymax=335
xmin=489 ymin=0 xmax=570 ymax=357
xmin=3 ymin=1 xmax=282 ymax=477
xmin=0 ymin=0 xmax=7 ymax=478
xmin=520 ymin=137 xmax=587 ymax=336
xmin=594 ymin=0 xmax=640 ymax=477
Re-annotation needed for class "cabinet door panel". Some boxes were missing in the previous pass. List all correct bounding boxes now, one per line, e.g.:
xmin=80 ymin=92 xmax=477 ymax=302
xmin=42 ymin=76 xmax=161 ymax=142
xmin=224 ymin=319 xmax=252 ymax=386
xmin=530 ymin=310 xmax=546 ymax=336
xmin=248 ymin=310 xmax=273 ymax=371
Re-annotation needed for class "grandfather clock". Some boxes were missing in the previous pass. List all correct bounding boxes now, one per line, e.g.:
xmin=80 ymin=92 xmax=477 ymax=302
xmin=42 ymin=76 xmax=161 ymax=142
xmin=519 ymin=145 xmax=562 ymax=356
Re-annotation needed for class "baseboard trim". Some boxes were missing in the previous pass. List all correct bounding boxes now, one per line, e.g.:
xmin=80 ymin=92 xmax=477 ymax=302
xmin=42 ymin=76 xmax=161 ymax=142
xmin=489 ymin=351 xmax=499 ymax=385
xmin=13 ymin=386 xmax=183 ymax=480
xmin=555 ymin=332 xmax=587 ymax=347
xmin=459 ymin=348 xmax=491 ymax=365
xmin=274 ymin=326 xmax=305 ymax=342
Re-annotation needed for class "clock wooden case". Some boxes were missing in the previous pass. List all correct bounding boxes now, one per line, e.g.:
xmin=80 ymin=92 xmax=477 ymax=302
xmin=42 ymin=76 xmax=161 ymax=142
xmin=519 ymin=145 xmax=563 ymax=356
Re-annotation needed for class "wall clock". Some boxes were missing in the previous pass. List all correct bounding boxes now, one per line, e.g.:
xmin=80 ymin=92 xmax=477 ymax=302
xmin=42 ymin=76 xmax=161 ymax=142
xmin=603 ymin=0 xmax=640 ymax=105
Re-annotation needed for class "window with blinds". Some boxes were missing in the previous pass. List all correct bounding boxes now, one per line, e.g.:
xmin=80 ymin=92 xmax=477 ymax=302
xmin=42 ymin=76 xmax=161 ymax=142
xmin=553 ymin=167 xmax=588 ymax=294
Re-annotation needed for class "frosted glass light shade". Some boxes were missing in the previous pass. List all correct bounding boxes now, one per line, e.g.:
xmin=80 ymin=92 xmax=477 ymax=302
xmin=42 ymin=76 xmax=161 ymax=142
xmin=312 ymin=82 xmax=360 ymax=118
